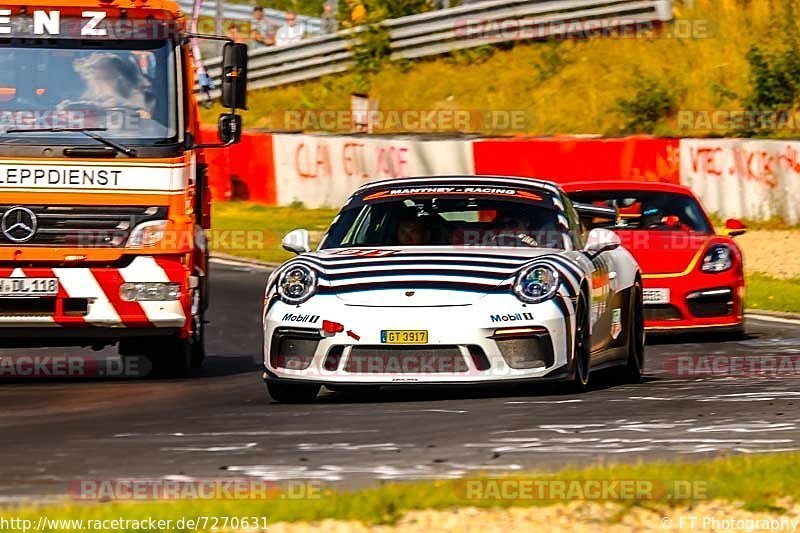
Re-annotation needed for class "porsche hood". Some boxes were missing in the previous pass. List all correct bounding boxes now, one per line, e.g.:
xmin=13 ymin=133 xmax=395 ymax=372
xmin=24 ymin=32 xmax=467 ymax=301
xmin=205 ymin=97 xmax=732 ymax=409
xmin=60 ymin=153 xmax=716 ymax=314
xmin=285 ymin=247 xmax=584 ymax=307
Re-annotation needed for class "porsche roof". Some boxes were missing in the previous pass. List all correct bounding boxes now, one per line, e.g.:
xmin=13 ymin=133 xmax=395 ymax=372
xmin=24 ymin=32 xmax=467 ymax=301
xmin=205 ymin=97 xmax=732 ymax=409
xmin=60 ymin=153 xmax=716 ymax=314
xmin=355 ymin=175 xmax=563 ymax=196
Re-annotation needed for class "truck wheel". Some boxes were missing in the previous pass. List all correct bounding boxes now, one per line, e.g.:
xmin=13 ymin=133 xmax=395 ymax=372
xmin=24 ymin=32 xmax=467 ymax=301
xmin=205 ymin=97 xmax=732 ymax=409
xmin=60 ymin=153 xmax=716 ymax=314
xmin=266 ymin=381 xmax=320 ymax=403
xmin=120 ymin=336 xmax=192 ymax=379
xmin=186 ymin=279 xmax=207 ymax=369
xmin=190 ymin=308 xmax=207 ymax=369
xmin=152 ymin=336 xmax=193 ymax=378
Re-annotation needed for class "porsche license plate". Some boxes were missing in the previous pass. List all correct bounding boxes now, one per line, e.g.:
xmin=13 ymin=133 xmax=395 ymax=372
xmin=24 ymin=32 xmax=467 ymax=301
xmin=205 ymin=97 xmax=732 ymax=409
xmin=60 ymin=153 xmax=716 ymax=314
xmin=0 ymin=278 xmax=58 ymax=298
xmin=381 ymin=330 xmax=428 ymax=344
xmin=643 ymin=288 xmax=670 ymax=305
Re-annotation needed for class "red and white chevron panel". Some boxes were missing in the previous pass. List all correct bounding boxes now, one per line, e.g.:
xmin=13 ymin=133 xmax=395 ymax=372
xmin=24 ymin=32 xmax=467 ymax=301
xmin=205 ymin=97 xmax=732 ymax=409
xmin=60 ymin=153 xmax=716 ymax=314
xmin=0 ymin=257 xmax=188 ymax=329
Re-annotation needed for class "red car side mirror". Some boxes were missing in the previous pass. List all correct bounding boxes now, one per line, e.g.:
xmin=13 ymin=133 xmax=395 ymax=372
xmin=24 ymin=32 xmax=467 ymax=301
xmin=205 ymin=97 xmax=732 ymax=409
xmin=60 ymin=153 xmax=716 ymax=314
xmin=723 ymin=218 xmax=747 ymax=237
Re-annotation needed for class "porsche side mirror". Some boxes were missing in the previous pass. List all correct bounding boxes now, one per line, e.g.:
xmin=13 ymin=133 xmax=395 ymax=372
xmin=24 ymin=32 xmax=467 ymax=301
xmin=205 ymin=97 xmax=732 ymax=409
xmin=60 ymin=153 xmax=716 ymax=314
xmin=282 ymin=229 xmax=311 ymax=254
xmin=584 ymin=228 xmax=621 ymax=258
xmin=723 ymin=218 xmax=747 ymax=237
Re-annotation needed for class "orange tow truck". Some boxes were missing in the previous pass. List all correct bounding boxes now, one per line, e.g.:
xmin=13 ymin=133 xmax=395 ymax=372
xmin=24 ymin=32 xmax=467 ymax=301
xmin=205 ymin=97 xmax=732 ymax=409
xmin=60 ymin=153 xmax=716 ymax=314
xmin=0 ymin=0 xmax=247 ymax=375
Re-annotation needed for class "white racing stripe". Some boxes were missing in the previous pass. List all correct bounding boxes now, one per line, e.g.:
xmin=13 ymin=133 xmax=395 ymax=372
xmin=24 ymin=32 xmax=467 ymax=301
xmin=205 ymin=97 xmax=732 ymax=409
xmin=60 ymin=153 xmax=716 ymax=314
xmin=53 ymin=268 xmax=121 ymax=326
xmin=312 ymin=263 xmax=520 ymax=276
xmin=318 ymin=274 xmax=511 ymax=288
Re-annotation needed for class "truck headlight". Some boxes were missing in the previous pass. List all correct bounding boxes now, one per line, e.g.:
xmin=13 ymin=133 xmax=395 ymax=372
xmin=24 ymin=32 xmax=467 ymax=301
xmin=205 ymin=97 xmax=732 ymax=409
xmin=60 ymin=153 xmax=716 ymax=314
xmin=120 ymin=282 xmax=181 ymax=302
xmin=277 ymin=264 xmax=318 ymax=305
xmin=701 ymin=245 xmax=733 ymax=273
xmin=127 ymin=220 xmax=168 ymax=248
xmin=514 ymin=265 xmax=560 ymax=304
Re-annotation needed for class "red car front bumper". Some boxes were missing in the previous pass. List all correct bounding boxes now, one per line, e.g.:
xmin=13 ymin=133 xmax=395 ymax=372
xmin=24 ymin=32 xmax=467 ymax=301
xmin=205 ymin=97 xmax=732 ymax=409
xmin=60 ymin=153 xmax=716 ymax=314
xmin=642 ymin=269 xmax=745 ymax=332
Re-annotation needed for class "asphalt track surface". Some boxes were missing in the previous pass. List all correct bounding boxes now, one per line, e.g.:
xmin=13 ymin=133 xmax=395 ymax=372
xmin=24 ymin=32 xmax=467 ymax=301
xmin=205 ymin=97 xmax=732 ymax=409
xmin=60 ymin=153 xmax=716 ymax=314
xmin=1 ymin=261 xmax=799 ymax=502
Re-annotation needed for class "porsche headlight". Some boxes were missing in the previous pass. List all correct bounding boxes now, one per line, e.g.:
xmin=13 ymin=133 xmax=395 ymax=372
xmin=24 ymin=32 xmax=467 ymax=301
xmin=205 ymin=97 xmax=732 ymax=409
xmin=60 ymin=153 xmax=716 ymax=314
xmin=277 ymin=264 xmax=318 ymax=305
xmin=701 ymin=245 xmax=733 ymax=273
xmin=514 ymin=265 xmax=560 ymax=304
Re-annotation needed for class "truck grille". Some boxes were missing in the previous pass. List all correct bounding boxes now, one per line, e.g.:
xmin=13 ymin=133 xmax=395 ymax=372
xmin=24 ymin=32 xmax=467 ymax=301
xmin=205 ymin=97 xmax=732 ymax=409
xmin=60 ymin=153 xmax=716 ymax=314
xmin=0 ymin=205 xmax=167 ymax=248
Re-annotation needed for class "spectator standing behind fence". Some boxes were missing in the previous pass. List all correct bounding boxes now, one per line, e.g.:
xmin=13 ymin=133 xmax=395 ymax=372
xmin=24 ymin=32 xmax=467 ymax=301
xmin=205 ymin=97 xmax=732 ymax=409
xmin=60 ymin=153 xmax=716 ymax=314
xmin=226 ymin=24 xmax=247 ymax=44
xmin=251 ymin=6 xmax=274 ymax=48
xmin=321 ymin=2 xmax=338 ymax=34
xmin=274 ymin=11 xmax=306 ymax=46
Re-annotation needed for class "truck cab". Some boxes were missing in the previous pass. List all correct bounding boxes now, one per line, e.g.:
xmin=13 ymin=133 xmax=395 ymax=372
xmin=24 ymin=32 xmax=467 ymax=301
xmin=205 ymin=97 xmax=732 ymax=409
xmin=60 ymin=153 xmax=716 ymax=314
xmin=0 ymin=0 xmax=246 ymax=375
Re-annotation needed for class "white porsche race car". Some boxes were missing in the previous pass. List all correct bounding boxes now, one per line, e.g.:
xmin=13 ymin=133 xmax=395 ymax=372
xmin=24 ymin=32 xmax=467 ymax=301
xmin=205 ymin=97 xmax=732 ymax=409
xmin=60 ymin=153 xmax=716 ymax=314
xmin=262 ymin=176 xmax=644 ymax=403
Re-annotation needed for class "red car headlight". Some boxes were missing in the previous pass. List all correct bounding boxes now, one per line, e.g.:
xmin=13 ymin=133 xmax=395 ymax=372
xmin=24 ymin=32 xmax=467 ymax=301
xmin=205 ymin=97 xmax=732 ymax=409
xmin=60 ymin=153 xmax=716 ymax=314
xmin=701 ymin=244 xmax=734 ymax=273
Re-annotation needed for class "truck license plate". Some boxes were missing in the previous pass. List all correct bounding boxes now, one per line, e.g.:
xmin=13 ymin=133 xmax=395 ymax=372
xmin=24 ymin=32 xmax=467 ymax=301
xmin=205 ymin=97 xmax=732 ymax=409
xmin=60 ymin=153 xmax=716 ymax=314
xmin=0 ymin=278 xmax=59 ymax=298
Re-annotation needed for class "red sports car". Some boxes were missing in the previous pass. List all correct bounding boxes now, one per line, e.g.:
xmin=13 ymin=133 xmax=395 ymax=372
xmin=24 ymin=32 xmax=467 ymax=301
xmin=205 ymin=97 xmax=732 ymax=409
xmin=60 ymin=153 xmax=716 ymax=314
xmin=564 ymin=181 xmax=746 ymax=335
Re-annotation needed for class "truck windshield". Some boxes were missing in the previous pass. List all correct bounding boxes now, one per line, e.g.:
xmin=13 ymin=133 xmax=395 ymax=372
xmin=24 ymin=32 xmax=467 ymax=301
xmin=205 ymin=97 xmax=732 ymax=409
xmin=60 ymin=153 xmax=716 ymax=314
xmin=0 ymin=40 xmax=178 ymax=145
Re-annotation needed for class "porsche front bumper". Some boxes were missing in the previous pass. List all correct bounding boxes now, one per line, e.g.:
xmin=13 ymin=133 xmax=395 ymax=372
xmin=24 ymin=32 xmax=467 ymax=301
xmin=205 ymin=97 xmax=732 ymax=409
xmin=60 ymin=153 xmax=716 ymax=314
xmin=263 ymin=294 xmax=575 ymax=385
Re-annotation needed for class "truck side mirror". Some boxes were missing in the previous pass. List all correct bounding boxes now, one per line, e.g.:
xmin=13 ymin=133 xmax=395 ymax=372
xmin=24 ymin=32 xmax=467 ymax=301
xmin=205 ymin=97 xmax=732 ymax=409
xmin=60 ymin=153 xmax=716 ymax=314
xmin=220 ymin=42 xmax=248 ymax=110
xmin=218 ymin=114 xmax=242 ymax=144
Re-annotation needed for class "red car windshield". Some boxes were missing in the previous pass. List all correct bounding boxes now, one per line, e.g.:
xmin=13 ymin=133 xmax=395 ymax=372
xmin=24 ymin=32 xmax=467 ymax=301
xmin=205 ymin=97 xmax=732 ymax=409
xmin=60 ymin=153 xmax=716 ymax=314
xmin=569 ymin=191 xmax=713 ymax=233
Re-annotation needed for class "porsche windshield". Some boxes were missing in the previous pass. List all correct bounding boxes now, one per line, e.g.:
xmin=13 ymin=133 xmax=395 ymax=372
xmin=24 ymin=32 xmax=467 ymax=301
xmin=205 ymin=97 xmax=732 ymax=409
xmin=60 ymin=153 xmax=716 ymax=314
xmin=0 ymin=40 xmax=178 ymax=144
xmin=322 ymin=194 xmax=568 ymax=249
xmin=569 ymin=191 xmax=713 ymax=233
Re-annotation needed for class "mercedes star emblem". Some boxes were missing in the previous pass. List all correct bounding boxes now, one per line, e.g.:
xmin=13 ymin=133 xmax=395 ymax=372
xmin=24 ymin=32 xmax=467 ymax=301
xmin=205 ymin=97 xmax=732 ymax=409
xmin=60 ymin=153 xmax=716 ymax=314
xmin=1 ymin=206 xmax=38 ymax=244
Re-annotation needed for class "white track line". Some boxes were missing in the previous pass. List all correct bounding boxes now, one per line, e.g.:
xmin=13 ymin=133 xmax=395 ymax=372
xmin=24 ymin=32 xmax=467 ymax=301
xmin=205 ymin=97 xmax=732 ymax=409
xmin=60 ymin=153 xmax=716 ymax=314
xmin=746 ymin=314 xmax=800 ymax=326
xmin=210 ymin=257 xmax=274 ymax=271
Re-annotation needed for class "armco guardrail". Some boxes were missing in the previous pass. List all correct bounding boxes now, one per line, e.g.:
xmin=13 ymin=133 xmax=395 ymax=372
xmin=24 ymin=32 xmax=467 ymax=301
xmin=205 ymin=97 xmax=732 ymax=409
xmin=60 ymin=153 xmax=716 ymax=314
xmin=177 ymin=0 xmax=322 ymax=32
xmin=197 ymin=0 xmax=672 ymax=94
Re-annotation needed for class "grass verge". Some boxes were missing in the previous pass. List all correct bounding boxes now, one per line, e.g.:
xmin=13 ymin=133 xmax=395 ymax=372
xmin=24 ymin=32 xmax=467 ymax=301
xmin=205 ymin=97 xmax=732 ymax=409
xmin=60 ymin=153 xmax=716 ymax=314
xmin=3 ymin=453 xmax=800 ymax=531
xmin=746 ymin=274 xmax=800 ymax=314
xmin=211 ymin=202 xmax=338 ymax=264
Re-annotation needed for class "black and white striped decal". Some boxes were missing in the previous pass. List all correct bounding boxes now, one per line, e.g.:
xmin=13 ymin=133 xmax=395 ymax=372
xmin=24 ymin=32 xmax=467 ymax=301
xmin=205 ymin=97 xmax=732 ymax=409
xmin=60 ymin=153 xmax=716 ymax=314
xmin=276 ymin=251 xmax=587 ymax=299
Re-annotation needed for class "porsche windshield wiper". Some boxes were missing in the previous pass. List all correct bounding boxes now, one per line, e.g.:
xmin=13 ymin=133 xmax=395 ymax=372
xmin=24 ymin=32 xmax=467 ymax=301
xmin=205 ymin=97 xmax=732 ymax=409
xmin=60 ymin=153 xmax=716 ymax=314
xmin=6 ymin=127 xmax=137 ymax=157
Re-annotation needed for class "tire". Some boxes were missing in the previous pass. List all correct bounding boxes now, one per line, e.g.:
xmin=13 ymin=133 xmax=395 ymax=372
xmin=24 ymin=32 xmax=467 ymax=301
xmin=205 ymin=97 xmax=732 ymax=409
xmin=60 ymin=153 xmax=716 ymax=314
xmin=190 ymin=293 xmax=207 ymax=369
xmin=568 ymin=295 xmax=591 ymax=392
xmin=620 ymin=280 xmax=645 ymax=384
xmin=726 ymin=323 xmax=746 ymax=341
xmin=266 ymin=381 xmax=321 ymax=403
xmin=191 ymin=274 xmax=208 ymax=369
xmin=120 ymin=336 xmax=192 ymax=379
